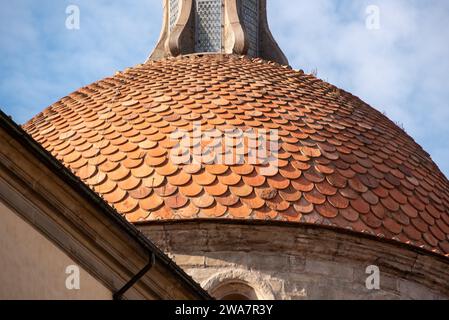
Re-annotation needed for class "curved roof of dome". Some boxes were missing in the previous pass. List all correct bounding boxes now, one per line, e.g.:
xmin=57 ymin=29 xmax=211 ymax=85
xmin=23 ymin=54 xmax=449 ymax=257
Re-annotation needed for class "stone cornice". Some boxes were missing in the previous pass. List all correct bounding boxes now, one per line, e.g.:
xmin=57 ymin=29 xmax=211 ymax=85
xmin=138 ymin=220 xmax=449 ymax=298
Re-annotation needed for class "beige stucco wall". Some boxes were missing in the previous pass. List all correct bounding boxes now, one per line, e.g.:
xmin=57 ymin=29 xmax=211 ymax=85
xmin=140 ymin=222 xmax=449 ymax=300
xmin=0 ymin=201 xmax=112 ymax=300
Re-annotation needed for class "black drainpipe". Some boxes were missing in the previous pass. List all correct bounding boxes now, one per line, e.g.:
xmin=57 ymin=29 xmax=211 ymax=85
xmin=113 ymin=252 xmax=156 ymax=300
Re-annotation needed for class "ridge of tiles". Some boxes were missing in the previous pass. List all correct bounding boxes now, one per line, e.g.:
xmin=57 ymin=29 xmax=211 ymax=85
xmin=23 ymin=54 xmax=449 ymax=257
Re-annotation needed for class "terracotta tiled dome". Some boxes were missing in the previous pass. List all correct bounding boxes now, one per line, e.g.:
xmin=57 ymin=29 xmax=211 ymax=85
xmin=23 ymin=54 xmax=449 ymax=256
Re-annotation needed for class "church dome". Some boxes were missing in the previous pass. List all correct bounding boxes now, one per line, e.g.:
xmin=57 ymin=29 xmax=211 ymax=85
xmin=23 ymin=54 xmax=449 ymax=257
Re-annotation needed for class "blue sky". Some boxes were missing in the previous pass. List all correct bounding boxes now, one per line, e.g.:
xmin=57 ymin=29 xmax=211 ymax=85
xmin=1 ymin=0 xmax=448 ymax=177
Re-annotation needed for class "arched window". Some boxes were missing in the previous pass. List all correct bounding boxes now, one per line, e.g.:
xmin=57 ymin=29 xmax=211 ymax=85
xmin=202 ymin=270 xmax=276 ymax=300
xmin=211 ymin=281 xmax=258 ymax=300
xmin=221 ymin=293 xmax=252 ymax=300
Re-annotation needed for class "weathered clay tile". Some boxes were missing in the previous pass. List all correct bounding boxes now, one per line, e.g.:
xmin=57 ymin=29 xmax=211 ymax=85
xmin=228 ymin=202 xmax=252 ymax=218
xmin=316 ymin=202 xmax=339 ymax=219
xmin=23 ymin=54 xmax=449 ymax=256
xmin=294 ymin=197 xmax=314 ymax=215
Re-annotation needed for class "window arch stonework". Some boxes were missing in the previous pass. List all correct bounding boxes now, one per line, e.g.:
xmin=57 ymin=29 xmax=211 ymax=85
xmin=201 ymin=269 xmax=276 ymax=300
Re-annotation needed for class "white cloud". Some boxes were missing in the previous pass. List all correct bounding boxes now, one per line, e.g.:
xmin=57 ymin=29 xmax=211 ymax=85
xmin=269 ymin=0 xmax=449 ymax=175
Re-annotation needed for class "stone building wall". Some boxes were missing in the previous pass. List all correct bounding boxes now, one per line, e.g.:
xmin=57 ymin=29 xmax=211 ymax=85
xmin=139 ymin=221 xmax=449 ymax=300
xmin=0 ymin=201 xmax=112 ymax=300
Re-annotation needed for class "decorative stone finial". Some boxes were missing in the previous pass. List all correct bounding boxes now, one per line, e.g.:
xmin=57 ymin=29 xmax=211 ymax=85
xmin=148 ymin=0 xmax=288 ymax=65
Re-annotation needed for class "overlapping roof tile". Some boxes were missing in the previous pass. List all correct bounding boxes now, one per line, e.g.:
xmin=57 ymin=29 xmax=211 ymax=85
xmin=23 ymin=54 xmax=449 ymax=257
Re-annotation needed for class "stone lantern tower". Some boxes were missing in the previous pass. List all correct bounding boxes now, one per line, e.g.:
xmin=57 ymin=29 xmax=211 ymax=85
xmin=149 ymin=0 xmax=288 ymax=64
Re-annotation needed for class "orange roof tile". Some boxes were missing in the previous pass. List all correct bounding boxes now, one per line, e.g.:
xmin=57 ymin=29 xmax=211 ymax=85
xmin=23 ymin=54 xmax=449 ymax=257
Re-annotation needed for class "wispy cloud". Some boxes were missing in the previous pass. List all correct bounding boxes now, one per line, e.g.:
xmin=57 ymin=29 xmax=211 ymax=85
xmin=269 ymin=0 xmax=449 ymax=176
xmin=0 ymin=0 xmax=161 ymax=121
xmin=0 ymin=0 xmax=448 ymax=176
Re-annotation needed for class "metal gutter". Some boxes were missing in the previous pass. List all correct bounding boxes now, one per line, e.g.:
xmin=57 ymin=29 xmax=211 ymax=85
xmin=113 ymin=252 xmax=156 ymax=300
